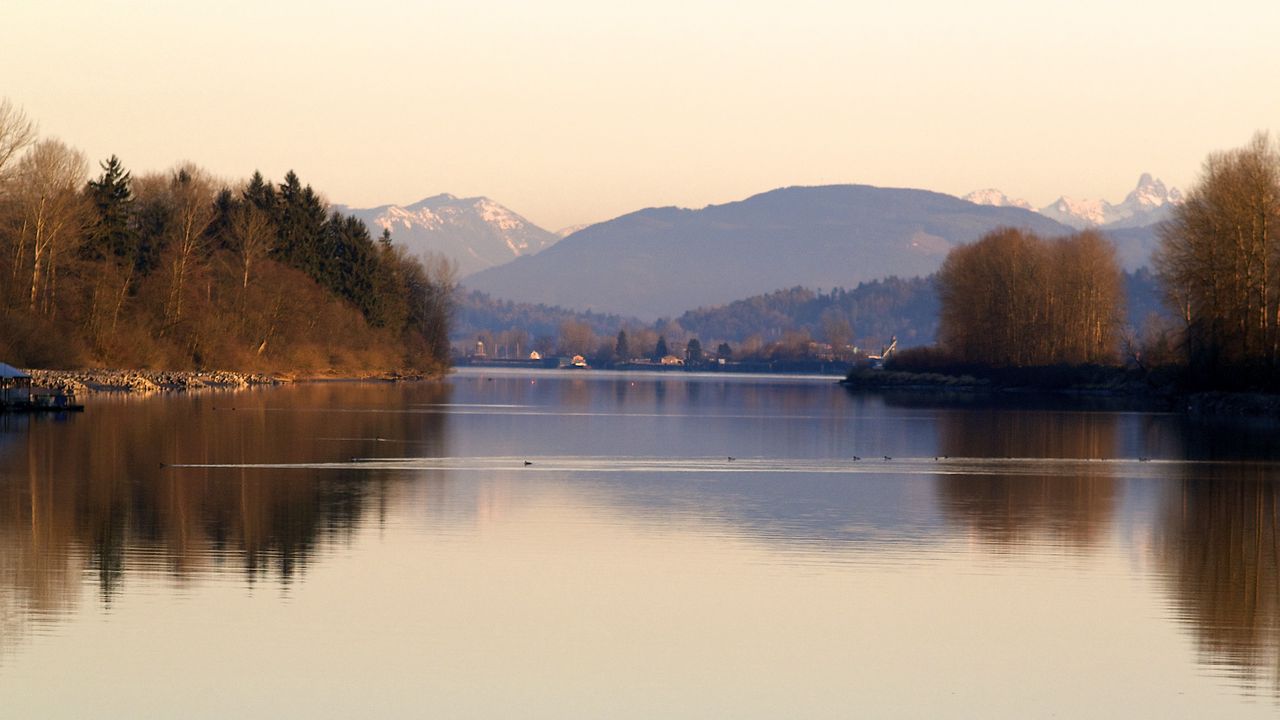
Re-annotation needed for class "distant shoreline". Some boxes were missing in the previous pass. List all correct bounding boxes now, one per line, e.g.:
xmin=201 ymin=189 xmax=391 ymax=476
xmin=840 ymin=367 xmax=1280 ymax=417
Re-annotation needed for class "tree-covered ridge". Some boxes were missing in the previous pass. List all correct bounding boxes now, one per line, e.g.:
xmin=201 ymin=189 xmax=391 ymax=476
xmin=676 ymin=277 xmax=940 ymax=351
xmin=0 ymin=100 xmax=452 ymax=372
xmin=454 ymin=276 xmax=940 ymax=366
xmin=453 ymin=288 xmax=630 ymax=343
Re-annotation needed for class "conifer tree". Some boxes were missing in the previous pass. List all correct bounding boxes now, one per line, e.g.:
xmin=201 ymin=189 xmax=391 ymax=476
xmin=82 ymin=155 xmax=136 ymax=262
xmin=686 ymin=337 xmax=703 ymax=363
xmin=615 ymin=329 xmax=629 ymax=360
xmin=654 ymin=335 xmax=669 ymax=360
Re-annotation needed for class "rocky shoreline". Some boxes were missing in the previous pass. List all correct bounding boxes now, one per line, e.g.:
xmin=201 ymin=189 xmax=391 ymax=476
xmin=23 ymin=368 xmax=441 ymax=396
xmin=27 ymin=369 xmax=283 ymax=396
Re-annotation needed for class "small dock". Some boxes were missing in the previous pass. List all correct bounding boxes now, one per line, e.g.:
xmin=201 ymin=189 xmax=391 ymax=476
xmin=0 ymin=397 xmax=85 ymax=413
xmin=1 ymin=362 xmax=84 ymax=413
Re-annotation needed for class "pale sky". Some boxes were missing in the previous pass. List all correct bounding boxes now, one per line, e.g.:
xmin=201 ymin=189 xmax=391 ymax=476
xmin=4 ymin=0 xmax=1278 ymax=230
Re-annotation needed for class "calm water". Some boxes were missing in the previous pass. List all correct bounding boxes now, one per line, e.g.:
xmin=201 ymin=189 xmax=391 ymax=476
xmin=2 ymin=368 xmax=1279 ymax=718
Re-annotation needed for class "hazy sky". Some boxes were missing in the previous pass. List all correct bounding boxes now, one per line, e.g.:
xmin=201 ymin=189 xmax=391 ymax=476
xmin=4 ymin=1 xmax=1278 ymax=230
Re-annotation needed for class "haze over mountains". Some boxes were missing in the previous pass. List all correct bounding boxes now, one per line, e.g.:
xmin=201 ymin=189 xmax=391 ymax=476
xmin=463 ymin=185 xmax=1075 ymax=319
xmin=337 ymin=194 xmax=559 ymax=276
xmin=342 ymin=175 xmax=1175 ymax=321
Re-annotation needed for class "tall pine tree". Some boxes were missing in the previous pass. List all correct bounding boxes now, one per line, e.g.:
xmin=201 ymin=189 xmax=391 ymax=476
xmin=81 ymin=155 xmax=136 ymax=263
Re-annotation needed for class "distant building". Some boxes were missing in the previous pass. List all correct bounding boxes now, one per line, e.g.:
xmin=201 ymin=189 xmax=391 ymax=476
xmin=660 ymin=355 xmax=685 ymax=366
xmin=529 ymin=351 xmax=542 ymax=360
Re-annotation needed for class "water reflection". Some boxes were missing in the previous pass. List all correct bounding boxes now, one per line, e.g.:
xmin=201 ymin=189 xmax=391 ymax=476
xmin=934 ymin=408 xmax=1119 ymax=548
xmin=0 ymin=382 xmax=451 ymax=646
xmin=1158 ymin=461 xmax=1280 ymax=694
xmin=4 ymin=371 xmax=1280 ymax=712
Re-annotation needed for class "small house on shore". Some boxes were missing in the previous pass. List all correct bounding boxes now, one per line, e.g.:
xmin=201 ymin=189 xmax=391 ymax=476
xmin=0 ymin=363 xmax=32 ymax=406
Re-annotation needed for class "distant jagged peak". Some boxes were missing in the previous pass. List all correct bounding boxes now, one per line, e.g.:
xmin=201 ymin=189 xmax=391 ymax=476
xmin=1120 ymin=172 xmax=1179 ymax=211
xmin=961 ymin=188 xmax=1034 ymax=211
xmin=965 ymin=173 xmax=1182 ymax=230
xmin=1040 ymin=196 xmax=1109 ymax=229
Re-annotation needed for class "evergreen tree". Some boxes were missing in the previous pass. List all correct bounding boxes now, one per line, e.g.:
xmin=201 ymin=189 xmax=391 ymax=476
xmin=244 ymin=170 xmax=277 ymax=215
xmin=81 ymin=155 xmax=136 ymax=262
xmin=716 ymin=342 xmax=732 ymax=360
xmin=615 ymin=329 xmax=629 ymax=360
xmin=685 ymin=337 xmax=703 ymax=363
xmin=275 ymin=170 xmax=326 ymax=275
xmin=206 ymin=188 xmax=237 ymax=252
xmin=654 ymin=335 xmax=669 ymax=360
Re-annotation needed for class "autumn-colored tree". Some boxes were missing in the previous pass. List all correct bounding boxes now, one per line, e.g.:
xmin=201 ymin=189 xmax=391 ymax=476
xmin=0 ymin=98 xmax=455 ymax=373
xmin=1155 ymin=133 xmax=1280 ymax=375
xmin=558 ymin=319 xmax=596 ymax=356
xmin=938 ymin=227 xmax=1123 ymax=366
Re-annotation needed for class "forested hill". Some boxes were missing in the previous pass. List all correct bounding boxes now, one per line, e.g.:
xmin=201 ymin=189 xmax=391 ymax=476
xmin=672 ymin=270 xmax=1166 ymax=352
xmin=0 ymin=110 xmax=452 ymax=372
xmin=453 ymin=289 xmax=634 ymax=348
xmin=676 ymin=277 xmax=940 ymax=350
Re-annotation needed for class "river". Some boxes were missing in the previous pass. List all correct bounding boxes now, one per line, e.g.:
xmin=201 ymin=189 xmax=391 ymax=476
xmin=1 ymin=368 xmax=1278 ymax=718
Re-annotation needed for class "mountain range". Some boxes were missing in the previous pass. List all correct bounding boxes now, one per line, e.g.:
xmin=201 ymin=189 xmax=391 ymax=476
xmin=963 ymin=173 xmax=1182 ymax=230
xmin=340 ymin=175 xmax=1175 ymax=320
xmin=462 ymin=185 xmax=1076 ymax=319
xmin=337 ymin=194 xmax=559 ymax=276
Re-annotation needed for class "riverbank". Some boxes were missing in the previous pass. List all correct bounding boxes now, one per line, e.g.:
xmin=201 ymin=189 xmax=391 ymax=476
xmin=24 ymin=368 xmax=440 ymax=396
xmin=27 ymin=369 xmax=282 ymax=395
xmin=842 ymin=365 xmax=1280 ymax=417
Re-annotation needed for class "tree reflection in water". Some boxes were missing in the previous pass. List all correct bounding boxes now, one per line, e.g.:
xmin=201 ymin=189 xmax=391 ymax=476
xmin=0 ymin=382 xmax=451 ymax=652
xmin=1158 ymin=461 xmax=1280 ymax=695
xmin=933 ymin=407 xmax=1119 ymax=548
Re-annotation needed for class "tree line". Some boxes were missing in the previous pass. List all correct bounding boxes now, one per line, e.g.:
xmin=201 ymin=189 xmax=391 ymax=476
xmin=460 ymin=270 xmax=1172 ymax=368
xmin=1155 ymin=133 xmax=1280 ymax=385
xmin=935 ymin=228 xmax=1124 ymax=366
xmin=459 ymin=277 xmax=941 ymax=366
xmin=917 ymin=131 xmax=1280 ymax=391
xmin=0 ymin=100 xmax=453 ymax=372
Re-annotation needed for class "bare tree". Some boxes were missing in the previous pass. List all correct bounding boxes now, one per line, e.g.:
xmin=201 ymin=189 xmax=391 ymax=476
xmin=229 ymin=200 xmax=273 ymax=291
xmin=1155 ymin=133 xmax=1280 ymax=372
xmin=162 ymin=163 xmax=217 ymax=330
xmin=13 ymin=139 xmax=87 ymax=314
xmin=412 ymin=252 xmax=456 ymax=367
xmin=0 ymin=99 xmax=36 ymax=183
xmin=557 ymin=319 xmax=595 ymax=356
xmin=938 ymin=227 xmax=1123 ymax=366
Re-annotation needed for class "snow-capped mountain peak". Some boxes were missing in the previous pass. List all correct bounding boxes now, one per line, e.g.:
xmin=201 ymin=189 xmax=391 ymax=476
xmin=962 ymin=174 xmax=1182 ymax=230
xmin=339 ymin=194 xmax=559 ymax=276
xmin=1119 ymin=173 xmax=1176 ymax=212
xmin=961 ymin=189 xmax=1034 ymax=211
xmin=1041 ymin=196 xmax=1110 ymax=229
